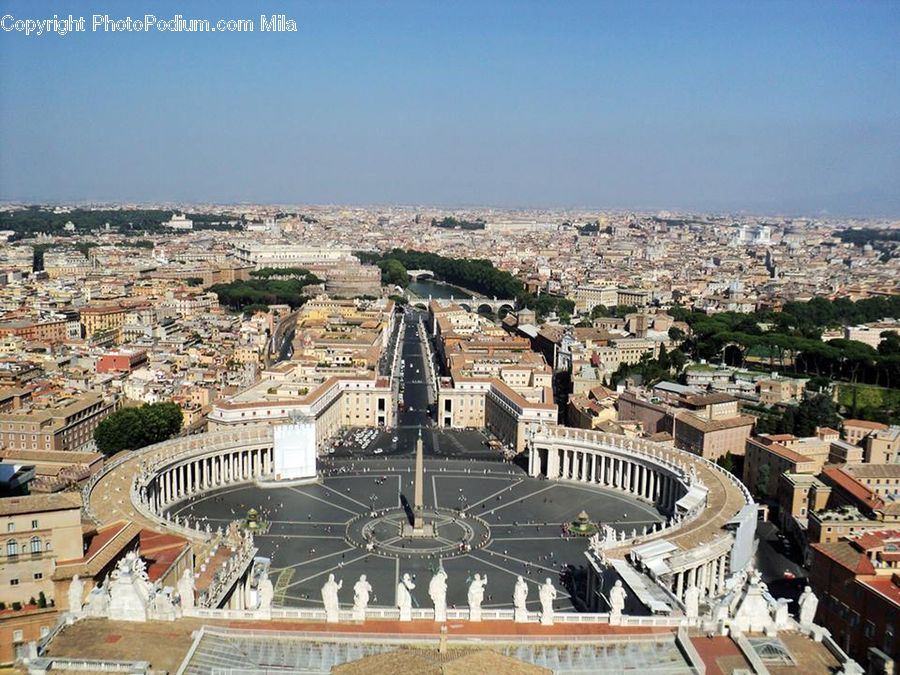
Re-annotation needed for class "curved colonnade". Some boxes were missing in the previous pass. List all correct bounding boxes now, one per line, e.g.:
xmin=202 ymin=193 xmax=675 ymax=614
xmin=527 ymin=426 xmax=755 ymax=606
xmin=84 ymin=428 xmax=276 ymax=543
xmin=84 ymin=425 xmax=754 ymax=613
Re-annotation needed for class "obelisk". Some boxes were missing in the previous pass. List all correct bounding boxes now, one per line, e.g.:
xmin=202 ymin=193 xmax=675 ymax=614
xmin=413 ymin=428 xmax=425 ymax=531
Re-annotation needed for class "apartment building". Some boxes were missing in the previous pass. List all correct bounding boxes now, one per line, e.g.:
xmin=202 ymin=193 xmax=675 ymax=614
xmin=232 ymin=242 xmax=355 ymax=268
xmin=843 ymin=419 xmax=888 ymax=447
xmin=208 ymin=369 xmax=394 ymax=449
xmin=617 ymin=385 xmax=754 ymax=460
xmin=807 ymin=466 xmax=900 ymax=546
xmin=0 ymin=394 xmax=116 ymax=452
xmin=0 ymin=493 xmax=83 ymax=608
xmin=757 ymin=376 xmax=807 ymax=404
xmin=96 ymin=349 xmax=148 ymax=374
xmin=810 ymin=530 xmax=900 ymax=669
xmin=743 ymin=436 xmax=825 ymax=498
xmin=79 ymin=305 xmax=129 ymax=339
xmin=0 ymin=319 xmax=68 ymax=345
xmin=863 ymin=426 xmax=900 ymax=464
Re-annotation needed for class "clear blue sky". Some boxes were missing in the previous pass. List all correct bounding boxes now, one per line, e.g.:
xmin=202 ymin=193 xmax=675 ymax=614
xmin=1 ymin=1 xmax=898 ymax=215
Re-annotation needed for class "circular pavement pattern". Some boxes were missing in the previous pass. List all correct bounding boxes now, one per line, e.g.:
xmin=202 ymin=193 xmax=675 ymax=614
xmin=347 ymin=507 xmax=491 ymax=559
xmin=171 ymin=456 xmax=664 ymax=613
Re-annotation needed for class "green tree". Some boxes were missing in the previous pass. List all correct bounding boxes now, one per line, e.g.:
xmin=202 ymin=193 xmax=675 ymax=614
xmin=378 ymin=259 xmax=409 ymax=288
xmin=879 ymin=331 xmax=900 ymax=356
xmin=388 ymin=294 xmax=408 ymax=305
xmin=590 ymin=304 xmax=610 ymax=320
xmin=806 ymin=376 xmax=832 ymax=393
xmin=793 ymin=394 xmax=841 ymax=437
xmin=94 ymin=402 xmax=183 ymax=455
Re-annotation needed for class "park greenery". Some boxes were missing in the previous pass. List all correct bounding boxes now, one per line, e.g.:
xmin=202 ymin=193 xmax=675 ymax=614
xmin=208 ymin=273 xmax=320 ymax=312
xmin=666 ymin=296 xmax=900 ymax=388
xmin=835 ymin=228 xmax=900 ymax=247
xmin=0 ymin=207 xmax=241 ymax=239
xmin=610 ymin=344 xmax=688 ymax=388
xmin=94 ymin=402 xmax=183 ymax=455
xmin=751 ymin=394 xmax=843 ymax=436
xmin=357 ymin=249 xmax=574 ymax=319
xmin=588 ymin=304 xmax=640 ymax=320
xmin=388 ymin=294 xmax=409 ymax=305
xmin=431 ymin=216 xmax=486 ymax=230
xmin=249 ymin=267 xmax=318 ymax=279
xmin=30 ymin=239 xmax=156 ymax=271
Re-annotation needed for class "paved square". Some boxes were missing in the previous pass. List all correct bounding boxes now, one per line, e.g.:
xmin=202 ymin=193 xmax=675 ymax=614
xmin=172 ymin=455 xmax=663 ymax=613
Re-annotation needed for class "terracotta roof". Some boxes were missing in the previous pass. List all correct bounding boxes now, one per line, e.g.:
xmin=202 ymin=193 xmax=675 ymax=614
xmin=53 ymin=520 xmax=142 ymax=580
xmin=676 ymin=412 xmax=755 ymax=433
xmin=748 ymin=438 xmax=813 ymax=465
xmin=0 ymin=448 xmax=103 ymax=465
xmin=821 ymin=467 xmax=882 ymax=511
xmin=811 ymin=541 xmax=876 ymax=575
xmin=858 ymin=576 xmax=900 ymax=608
xmin=851 ymin=530 xmax=900 ymax=551
xmin=843 ymin=419 xmax=889 ymax=431
xmin=139 ymin=529 xmax=189 ymax=583
xmin=844 ymin=464 xmax=900 ymax=479
xmin=0 ymin=492 xmax=82 ymax=516
xmin=333 ymin=648 xmax=549 ymax=675
xmin=681 ymin=392 xmax=736 ymax=406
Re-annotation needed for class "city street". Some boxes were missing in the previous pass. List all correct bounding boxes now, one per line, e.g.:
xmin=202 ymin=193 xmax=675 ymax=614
xmin=754 ymin=520 xmax=809 ymax=603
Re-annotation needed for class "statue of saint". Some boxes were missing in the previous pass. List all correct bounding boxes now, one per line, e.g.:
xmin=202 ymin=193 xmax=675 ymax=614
xmin=428 ymin=569 xmax=448 ymax=623
xmin=321 ymin=573 xmax=343 ymax=622
xmin=258 ymin=575 xmax=275 ymax=611
xmin=684 ymin=583 xmax=700 ymax=619
xmin=353 ymin=575 xmax=372 ymax=613
xmin=798 ymin=586 xmax=819 ymax=626
xmin=467 ymin=573 xmax=487 ymax=621
xmin=513 ymin=575 xmax=529 ymax=612
xmin=539 ymin=578 xmax=557 ymax=625
xmin=609 ymin=580 xmax=626 ymax=618
xmin=177 ymin=568 xmax=195 ymax=610
xmin=68 ymin=575 xmax=84 ymax=614
xmin=397 ymin=572 xmax=415 ymax=621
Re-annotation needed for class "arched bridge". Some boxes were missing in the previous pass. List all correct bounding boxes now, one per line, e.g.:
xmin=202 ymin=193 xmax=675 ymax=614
xmin=413 ymin=296 xmax=518 ymax=315
xmin=407 ymin=269 xmax=434 ymax=280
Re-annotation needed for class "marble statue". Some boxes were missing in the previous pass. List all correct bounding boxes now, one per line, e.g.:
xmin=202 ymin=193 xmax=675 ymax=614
xmin=150 ymin=586 xmax=178 ymax=622
xmin=513 ymin=575 xmax=529 ymax=623
xmin=397 ymin=572 xmax=415 ymax=622
xmin=429 ymin=568 xmax=448 ymax=623
xmin=684 ymin=583 xmax=700 ymax=619
xmin=798 ymin=586 xmax=819 ymax=626
xmin=68 ymin=575 xmax=84 ymax=615
xmin=774 ymin=598 xmax=790 ymax=629
xmin=108 ymin=552 xmax=150 ymax=622
xmin=539 ymin=578 xmax=557 ymax=626
xmin=467 ymin=573 xmax=487 ymax=622
xmin=83 ymin=582 xmax=109 ymax=618
xmin=353 ymin=575 xmax=372 ymax=620
xmin=732 ymin=570 xmax=777 ymax=634
xmin=258 ymin=575 xmax=274 ymax=611
xmin=177 ymin=568 xmax=195 ymax=610
xmin=321 ymin=573 xmax=343 ymax=623
xmin=609 ymin=580 xmax=626 ymax=622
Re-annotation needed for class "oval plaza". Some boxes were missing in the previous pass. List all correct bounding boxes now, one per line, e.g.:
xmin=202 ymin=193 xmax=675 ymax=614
xmin=85 ymin=416 xmax=755 ymax=618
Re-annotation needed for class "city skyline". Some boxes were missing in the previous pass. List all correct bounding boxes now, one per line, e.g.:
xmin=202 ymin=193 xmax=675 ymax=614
xmin=1 ymin=1 xmax=899 ymax=216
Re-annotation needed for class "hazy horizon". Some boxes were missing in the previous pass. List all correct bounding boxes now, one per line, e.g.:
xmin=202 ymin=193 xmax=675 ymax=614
xmin=2 ymin=1 xmax=898 ymax=216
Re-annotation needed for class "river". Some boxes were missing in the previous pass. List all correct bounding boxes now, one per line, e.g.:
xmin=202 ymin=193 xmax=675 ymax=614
xmin=407 ymin=278 xmax=472 ymax=299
